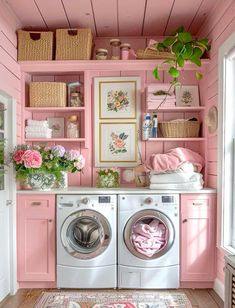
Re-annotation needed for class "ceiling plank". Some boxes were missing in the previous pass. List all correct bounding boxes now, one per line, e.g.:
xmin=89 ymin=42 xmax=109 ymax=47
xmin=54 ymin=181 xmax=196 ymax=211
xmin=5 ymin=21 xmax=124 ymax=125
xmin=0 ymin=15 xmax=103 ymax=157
xmin=188 ymin=0 xmax=217 ymax=35
xmin=91 ymin=0 xmax=118 ymax=37
xmin=35 ymin=0 xmax=69 ymax=29
xmin=143 ymin=0 xmax=174 ymax=36
xmin=6 ymin=0 xmax=46 ymax=28
xmin=118 ymin=0 xmax=146 ymax=36
xmin=164 ymin=0 xmax=202 ymax=35
xmin=62 ymin=0 xmax=96 ymax=34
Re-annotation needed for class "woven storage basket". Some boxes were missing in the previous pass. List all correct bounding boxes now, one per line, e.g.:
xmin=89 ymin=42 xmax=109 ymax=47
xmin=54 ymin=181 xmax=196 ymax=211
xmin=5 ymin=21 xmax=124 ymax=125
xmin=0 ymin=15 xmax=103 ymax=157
xmin=136 ymin=48 xmax=176 ymax=60
xmin=17 ymin=30 xmax=53 ymax=61
xmin=29 ymin=82 xmax=67 ymax=107
xmin=159 ymin=121 xmax=200 ymax=138
xmin=56 ymin=28 xmax=93 ymax=60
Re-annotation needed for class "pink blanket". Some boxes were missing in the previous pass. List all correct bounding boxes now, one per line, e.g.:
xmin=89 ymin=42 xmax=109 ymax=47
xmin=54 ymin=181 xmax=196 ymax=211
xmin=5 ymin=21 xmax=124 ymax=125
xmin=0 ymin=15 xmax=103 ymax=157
xmin=131 ymin=219 xmax=167 ymax=257
xmin=150 ymin=147 xmax=205 ymax=173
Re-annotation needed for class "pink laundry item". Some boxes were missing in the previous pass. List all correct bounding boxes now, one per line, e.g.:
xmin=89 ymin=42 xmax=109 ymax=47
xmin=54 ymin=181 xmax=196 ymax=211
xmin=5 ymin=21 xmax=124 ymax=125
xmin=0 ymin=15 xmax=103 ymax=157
xmin=131 ymin=219 xmax=167 ymax=257
xmin=150 ymin=147 xmax=205 ymax=173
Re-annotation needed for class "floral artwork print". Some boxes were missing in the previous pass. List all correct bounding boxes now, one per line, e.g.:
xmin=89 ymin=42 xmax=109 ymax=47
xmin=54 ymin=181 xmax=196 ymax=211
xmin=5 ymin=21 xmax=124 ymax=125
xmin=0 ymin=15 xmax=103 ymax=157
xmin=107 ymin=90 xmax=130 ymax=112
xmin=109 ymin=132 xmax=128 ymax=154
xmin=181 ymin=90 xmax=193 ymax=105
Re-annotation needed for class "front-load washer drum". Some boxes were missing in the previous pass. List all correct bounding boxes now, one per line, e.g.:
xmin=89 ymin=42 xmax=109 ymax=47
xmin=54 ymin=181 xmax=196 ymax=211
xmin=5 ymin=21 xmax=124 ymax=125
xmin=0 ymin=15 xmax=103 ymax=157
xmin=61 ymin=209 xmax=111 ymax=259
xmin=124 ymin=209 xmax=175 ymax=260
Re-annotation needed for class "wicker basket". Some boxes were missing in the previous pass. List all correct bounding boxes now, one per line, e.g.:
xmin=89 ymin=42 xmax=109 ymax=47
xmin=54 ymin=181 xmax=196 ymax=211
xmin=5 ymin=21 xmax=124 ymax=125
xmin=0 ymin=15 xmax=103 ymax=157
xmin=56 ymin=28 xmax=93 ymax=60
xmin=159 ymin=121 xmax=200 ymax=138
xmin=29 ymin=82 xmax=67 ymax=107
xmin=17 ymin=30 xmax=53 ymax=61
xmin=136 ymin=48 xmax=176 ymax=60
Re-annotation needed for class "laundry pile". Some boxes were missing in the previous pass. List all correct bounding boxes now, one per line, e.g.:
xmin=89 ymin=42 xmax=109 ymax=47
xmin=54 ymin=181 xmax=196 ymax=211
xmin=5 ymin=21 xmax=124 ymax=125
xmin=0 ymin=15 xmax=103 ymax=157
xmin=131 ymin=219 xmax=167 ymax=257
xmin=149 ymin=147 xmax=204 ymax=190
xmin=25 ymin=119 xmax=52 ymax=139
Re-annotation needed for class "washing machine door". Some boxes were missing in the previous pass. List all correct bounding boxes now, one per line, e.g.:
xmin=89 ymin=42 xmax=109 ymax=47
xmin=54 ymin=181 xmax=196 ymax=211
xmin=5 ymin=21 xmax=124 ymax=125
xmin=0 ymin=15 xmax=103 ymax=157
xmin=124 ymin=209 xmax=175 ymax=260
xmin=61 ymin=209 xmax=111 ymax=259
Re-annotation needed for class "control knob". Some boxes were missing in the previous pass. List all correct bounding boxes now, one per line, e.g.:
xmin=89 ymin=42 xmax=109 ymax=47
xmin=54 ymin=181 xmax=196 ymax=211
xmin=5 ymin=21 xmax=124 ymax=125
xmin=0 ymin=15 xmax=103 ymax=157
xmin=144 ymin=197 xmax=153 ymax=204
xmin=82 ymin=197 xmax=90 ymax=205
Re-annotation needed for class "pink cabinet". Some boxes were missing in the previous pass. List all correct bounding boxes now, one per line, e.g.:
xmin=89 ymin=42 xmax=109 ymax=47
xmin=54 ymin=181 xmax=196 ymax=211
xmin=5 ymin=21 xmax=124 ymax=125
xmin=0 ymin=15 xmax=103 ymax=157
xmin=180 ymin=194 xmax=216 ymax=282
xmin=17 ymin=194 xmax=55 ymax=282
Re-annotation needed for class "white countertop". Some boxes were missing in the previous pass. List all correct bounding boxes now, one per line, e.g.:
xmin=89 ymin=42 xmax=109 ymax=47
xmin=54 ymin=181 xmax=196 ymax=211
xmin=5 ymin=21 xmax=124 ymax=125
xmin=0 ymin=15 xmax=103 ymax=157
xmin=17 ymin=186 xmax=216 ymax=194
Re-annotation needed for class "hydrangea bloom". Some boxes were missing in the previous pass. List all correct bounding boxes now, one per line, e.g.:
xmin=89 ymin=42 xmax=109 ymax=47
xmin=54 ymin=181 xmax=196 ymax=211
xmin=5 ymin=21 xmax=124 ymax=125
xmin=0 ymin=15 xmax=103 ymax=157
xmin=51 ymin=145 xmax=66 ymax=157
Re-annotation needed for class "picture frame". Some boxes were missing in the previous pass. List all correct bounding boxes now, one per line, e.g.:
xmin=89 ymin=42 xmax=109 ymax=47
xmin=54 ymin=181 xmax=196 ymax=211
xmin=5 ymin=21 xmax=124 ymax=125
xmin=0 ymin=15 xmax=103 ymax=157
xmin=67 ymin=81 xmax=83 ymax=107
xmin=175 ymin=85 xmax=200 ymax=107
xmin=95 ymin=122 xmax=138 ymax=167
xmin=94 ymin=76 xmax=140 ymax=119
xmin=47 ymin=117 xmax=64 ymax=138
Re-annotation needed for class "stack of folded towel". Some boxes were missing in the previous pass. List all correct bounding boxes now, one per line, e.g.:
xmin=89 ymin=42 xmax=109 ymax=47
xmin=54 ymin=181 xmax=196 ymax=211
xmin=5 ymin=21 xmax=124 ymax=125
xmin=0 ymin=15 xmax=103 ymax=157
xmin=147 ymin=83 xmax=176 ymax=109
xmin=25 ymin=119 xmax=52 ymax=139
xmin=149 ymin=147 xmax=205 ymax=190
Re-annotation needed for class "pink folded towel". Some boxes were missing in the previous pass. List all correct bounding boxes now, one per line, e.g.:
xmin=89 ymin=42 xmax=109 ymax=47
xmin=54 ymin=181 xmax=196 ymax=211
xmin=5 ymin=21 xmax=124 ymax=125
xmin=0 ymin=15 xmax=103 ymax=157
xmin=150 ymin=147 xmax=205 ymax=173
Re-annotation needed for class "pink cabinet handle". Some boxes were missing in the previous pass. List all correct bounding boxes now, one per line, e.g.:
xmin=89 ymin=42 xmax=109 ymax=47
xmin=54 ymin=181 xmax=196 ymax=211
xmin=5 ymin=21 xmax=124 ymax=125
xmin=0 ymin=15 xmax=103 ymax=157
xmin=31 ymin=201 xmax=41 ymax=206
xmin=182 ymin=219 xmax=188 ymax=223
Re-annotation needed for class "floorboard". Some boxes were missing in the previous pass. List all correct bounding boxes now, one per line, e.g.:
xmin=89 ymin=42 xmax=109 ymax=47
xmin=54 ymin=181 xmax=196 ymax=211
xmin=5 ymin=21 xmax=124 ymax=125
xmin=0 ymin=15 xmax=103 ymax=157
xmin=0 ymin=288 xmax=224 ymax=308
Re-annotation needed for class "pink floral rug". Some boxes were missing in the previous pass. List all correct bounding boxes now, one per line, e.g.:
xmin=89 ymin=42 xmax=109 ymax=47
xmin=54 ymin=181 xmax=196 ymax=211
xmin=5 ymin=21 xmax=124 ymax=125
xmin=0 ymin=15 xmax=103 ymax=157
xmin=34 ymin=290 xmax=193 ymax=308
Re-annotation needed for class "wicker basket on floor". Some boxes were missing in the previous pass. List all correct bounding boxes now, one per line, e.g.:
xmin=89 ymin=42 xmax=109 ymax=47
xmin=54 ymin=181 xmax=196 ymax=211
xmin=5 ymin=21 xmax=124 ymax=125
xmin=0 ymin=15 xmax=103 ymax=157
xmin=136 ymin=48 xmax=176 ymax=60
xmin=159 ymin=121 xmax=200 ymax=138
xmin=29 ymin=82 xmax=67 ymax=107
xmin=17 ymin=30 xmax=53 ymax=61
xmin=56 ymin=28 xmax=93 ymax=60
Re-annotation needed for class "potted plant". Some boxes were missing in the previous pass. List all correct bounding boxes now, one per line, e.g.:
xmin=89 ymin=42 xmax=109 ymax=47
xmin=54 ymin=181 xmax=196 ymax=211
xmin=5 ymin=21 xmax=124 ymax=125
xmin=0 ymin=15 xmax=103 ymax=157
xmin=11 ymin=144 xmax=85 ymax=190
xmin=96 ymin=168 xmax=120 ymax=188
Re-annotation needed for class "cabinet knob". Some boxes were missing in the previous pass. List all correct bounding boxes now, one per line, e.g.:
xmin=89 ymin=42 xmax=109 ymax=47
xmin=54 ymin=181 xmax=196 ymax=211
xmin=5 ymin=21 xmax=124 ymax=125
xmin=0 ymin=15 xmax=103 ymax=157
xmin=31 ymin=201 xmax=41 ymax=206
xmin=182 ymin=219 xmax=188 ymax=223
xmin=48 ymin=219 xmax=53 ymax=223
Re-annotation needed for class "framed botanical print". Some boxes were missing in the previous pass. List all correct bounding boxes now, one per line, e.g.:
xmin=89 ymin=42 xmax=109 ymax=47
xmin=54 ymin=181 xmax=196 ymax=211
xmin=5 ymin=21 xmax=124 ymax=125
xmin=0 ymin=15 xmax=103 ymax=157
xmin=47 ymin=117 xmax=64 ymax=138
xmin=175 ymin=85 xmax=200 ymax=107
xmin=94 ymin=76 xmax=140 ymax=119
xmin=95 ymin=122 xmax=138 ymax=167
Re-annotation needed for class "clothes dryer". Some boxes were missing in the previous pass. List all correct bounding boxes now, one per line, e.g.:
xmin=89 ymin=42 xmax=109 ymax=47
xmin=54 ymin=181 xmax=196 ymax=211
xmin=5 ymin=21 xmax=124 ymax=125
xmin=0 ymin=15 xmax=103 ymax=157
xmin=57 ymin=194 xmax=117 ymax=288
xmin=118 ymin=194 xmax=179 ymax=289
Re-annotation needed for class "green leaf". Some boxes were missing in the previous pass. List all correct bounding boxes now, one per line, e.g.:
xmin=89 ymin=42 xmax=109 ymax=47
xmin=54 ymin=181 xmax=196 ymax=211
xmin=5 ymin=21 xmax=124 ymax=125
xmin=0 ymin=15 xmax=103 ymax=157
xmin=153 ymin=66 xmax=160 ymax=80
xmin=172 ymin=41 xmax=184 ymax=55
xmin=163 ymin=59 xmax=175 ymax=64
xmin=190 ymin=56 xmax=201 ymax=66
xmin=193 ymin=47 xmax=203 ymax=58
xmin=162 ymin=36 xmax=177 ymax=47
xmin=178 ymin=31 xmax=192 ymax=43
xmin=171 ymin=26 xmax=184 ymax=35
xmin=157 ymin=42 xmax=165 ymax=51
xmin=183 ymin=43 xmax=193 ymax=59
xmin=168 ymin=67 xmax=179 ymax=78
xmin=196 ymin=72 xmax=203 ymax=80
xmin=177 ymin=55 xmax=184 ymax=67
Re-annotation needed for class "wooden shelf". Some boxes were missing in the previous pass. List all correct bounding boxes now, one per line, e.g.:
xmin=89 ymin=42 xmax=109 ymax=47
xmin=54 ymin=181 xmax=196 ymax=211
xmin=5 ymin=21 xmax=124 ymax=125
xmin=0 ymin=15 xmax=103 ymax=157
xmin=147 ymin=106 xmax=206 ymax=112
xmin=24 ymin=138 xmax=86 ymax=142
xmin=19 ymin=59 xmax=210 ymax=73
xmin=147 ymin=137 xmax=205 ymax=141
xmin=25 ymin=107 xmax=85 ymax=112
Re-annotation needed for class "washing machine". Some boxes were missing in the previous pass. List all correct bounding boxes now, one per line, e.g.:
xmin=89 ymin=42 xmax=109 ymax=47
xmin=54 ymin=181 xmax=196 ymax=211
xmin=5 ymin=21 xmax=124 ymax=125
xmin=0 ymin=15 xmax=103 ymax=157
xmin=118 ymin=194 xmax=179 ymax=289
xmin=57 ymin=194 xmax=117 ymax=288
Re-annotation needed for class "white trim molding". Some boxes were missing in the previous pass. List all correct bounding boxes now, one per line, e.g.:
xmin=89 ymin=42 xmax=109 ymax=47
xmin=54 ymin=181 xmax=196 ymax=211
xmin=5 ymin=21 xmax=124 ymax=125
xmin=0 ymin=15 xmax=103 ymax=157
xmin=213 ymin=278 xmax=225 ymax=301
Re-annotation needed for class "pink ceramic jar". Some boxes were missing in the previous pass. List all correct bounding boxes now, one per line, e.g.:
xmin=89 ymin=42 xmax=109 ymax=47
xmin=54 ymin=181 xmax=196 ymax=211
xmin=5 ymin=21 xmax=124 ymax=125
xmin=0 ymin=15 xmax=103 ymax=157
xmin=120 ymin=43 xmax=131 ymax=60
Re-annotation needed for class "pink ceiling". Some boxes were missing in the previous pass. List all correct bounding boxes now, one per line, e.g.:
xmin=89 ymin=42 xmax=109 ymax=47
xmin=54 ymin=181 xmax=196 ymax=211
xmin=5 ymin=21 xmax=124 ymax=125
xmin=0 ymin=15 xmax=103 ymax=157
xmin=5 ymin=0 xmax=217 ymax=36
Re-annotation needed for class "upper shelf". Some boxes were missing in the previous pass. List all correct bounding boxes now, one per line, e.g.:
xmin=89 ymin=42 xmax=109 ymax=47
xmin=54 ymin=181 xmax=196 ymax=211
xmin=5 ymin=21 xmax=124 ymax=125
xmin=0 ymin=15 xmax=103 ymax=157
xmin=19 ymin=59 xmax=210 ymax=74
xmin=25 ymin=107 xmax=85 ymax=112
xmin=147 ymin=106 xmax=205 ymax=112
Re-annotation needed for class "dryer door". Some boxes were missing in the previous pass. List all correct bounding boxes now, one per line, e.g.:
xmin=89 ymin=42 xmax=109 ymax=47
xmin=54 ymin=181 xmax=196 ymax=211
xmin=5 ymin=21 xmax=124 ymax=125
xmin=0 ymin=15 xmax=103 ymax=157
xmin=124 ymin=209 xmax=175 ymax=260
xmin=61 ymin=209 xmax=111 ymax=259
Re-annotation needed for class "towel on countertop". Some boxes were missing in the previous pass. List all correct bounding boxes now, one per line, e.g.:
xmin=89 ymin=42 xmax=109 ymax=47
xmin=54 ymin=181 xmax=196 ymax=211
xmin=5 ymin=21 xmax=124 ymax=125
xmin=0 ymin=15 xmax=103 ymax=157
xmin=149 ymin=171 xmax=203 ymax=184
xmin=149 ymin=181 xmax=203 ymax=190
xmin=150 ymin=147 xmax=205 ymax=173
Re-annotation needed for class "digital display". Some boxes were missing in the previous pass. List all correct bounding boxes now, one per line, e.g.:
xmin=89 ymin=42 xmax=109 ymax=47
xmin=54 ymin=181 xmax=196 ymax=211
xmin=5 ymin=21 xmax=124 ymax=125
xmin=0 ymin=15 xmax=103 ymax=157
xmin=162 ymin=196 xmax=174 ymax=203
xmin=99 ymin=196 xmax=111 ymax=203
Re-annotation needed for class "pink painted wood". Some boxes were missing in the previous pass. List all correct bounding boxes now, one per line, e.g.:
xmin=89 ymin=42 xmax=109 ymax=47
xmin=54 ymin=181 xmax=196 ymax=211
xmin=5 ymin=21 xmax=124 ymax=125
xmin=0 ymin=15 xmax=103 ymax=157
xmin=181 ymin=194 xmax=216 ymax=282
xmin=17 ymin=194 xmax=55 ymax=282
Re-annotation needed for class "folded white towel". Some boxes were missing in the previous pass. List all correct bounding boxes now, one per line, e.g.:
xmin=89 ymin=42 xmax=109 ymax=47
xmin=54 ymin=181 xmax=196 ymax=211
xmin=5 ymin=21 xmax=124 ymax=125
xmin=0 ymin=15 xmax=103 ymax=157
xmin=149 ymin=181 xmax=203 ymax=190
xmin=27 ymin=119 xmax=49 ymax=127
xmin=25 ymin=126 xmax=51 ymax=133
xmin=149 ymin=172 xmax=203 ymax=184
xmin=25 ymin=131 xmax=52 ymax=138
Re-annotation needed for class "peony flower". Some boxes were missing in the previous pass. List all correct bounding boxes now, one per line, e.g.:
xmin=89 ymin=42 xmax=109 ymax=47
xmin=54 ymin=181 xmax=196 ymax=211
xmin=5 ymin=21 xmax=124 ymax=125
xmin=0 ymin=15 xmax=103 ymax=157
xmin=114 ymin=138 xmax=125 ymax=149
xmin=13 ymin=150 xmax=25 ymax=164
xmin=74 ymin=155 xmax=85 ymax=170
xmin=65 ymin=149 xmax=81 ymax=161
xmin=22 ymin=150 xmax=42 ymax=168
xmin=51 ymin=145 xmax=65 ymax=157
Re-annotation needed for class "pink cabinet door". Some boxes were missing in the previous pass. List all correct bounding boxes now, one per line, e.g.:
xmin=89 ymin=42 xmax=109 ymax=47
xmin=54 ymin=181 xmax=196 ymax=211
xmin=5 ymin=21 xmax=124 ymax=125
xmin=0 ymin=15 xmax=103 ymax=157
xmin=17 ymin=194 xmax=55 ymax=282
xmin=181 ymin=194 xmax=216 ymax=282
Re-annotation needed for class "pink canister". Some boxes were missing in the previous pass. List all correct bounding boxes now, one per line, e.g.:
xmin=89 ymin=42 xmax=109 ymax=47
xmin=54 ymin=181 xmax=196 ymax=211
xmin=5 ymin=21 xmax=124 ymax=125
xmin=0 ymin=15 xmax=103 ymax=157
xmin=120 ymin=43 xmax=131 ymax=60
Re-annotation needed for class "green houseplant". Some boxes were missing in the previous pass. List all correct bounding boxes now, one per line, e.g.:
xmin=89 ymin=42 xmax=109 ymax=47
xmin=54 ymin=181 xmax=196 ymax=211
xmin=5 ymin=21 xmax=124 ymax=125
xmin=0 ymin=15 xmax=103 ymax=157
xmin=153 ymin=26 xmax=210 ymax=84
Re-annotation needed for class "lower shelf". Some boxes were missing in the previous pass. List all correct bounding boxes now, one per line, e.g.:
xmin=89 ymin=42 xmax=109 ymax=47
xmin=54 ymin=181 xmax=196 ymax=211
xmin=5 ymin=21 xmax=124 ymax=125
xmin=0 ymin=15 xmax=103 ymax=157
xmin=147 ymin=137 xmax=205 ymax=141
xmin=24 ymin=138 xmax=86 ymax=142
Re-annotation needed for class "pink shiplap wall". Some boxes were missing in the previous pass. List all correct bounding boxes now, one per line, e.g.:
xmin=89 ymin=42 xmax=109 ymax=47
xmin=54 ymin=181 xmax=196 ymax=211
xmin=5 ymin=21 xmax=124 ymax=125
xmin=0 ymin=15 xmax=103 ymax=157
xmin=0 ymin=2 xmax=22 ymax=144
xmin=198 ymin=0 xmax=235 ymax=284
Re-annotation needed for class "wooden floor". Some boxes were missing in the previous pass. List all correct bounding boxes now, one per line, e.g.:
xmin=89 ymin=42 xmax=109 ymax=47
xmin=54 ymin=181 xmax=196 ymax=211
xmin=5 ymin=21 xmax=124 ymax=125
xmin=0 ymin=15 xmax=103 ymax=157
xmin=0 ymin=288 xmax=224 ymax=308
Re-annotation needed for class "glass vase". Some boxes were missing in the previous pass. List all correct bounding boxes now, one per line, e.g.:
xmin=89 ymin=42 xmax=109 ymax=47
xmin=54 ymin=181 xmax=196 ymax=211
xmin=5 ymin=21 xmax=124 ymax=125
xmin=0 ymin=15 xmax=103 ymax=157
xmin=28 ymin=173 xmax=56 ymax=191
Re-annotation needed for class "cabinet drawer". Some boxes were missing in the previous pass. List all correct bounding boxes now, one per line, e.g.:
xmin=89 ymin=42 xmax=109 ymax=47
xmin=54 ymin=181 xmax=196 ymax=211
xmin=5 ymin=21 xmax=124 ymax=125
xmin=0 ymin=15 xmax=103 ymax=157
xmin=181 ymin=194 xmax=214 ymax=218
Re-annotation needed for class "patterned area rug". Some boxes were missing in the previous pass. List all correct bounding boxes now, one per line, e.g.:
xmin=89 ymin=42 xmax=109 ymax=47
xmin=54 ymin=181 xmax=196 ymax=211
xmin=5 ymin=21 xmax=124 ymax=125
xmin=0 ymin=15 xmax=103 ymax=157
xmin=34 ymin=291 xmax=193 ymax=308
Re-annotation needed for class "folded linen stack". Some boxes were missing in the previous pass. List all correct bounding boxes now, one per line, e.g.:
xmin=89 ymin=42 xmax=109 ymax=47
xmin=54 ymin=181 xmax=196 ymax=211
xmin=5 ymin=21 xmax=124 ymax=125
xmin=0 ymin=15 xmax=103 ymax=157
xmin=25 ymin=119 xmax=52 ymax=139
xmin=149 ymin=147 xmax=205 ymax=190
xmin=147 ymin=83 xmax=176 ymax=109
